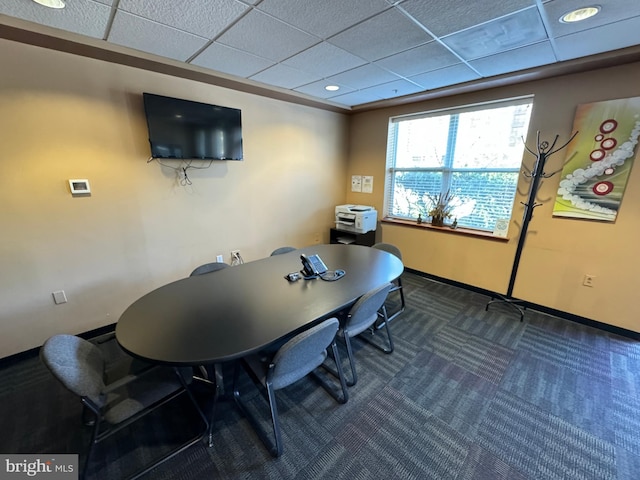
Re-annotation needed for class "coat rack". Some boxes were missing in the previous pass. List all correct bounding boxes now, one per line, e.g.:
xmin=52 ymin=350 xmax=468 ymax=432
xmin=486 ymin=130 xmax=577 ymax=321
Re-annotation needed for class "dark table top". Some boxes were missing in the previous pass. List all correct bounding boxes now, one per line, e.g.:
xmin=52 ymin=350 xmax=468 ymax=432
xmin=116 ymin=244 xmax=404 ymax=365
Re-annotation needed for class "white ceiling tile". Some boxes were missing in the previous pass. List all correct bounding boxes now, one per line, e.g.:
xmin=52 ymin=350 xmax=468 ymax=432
xmin=329 ymin=8 xmax=432 ymax=61
xmin=283 ymin=42 xmax=367 ymax=78
xmin=554 ymin=16 xmax=640 ymax=61
xmin=353 ymin=79 xmax=424 ymax=100
xmin=250 ymin=64 xmax=320 ymax=89
xmin=326 ymin=64 xmax=400 ymax=90
xmin=191 ymin=42 xmax=274 ymax=77
xmin=118 ymin=0 xmax=249 ymax=39
xmin=109 ymin=11 xmax=208 ymax=62
xmin=216 ymin=9 xmax=319 ymax=62
xmin=294 ymin=80 xmax=356 ymax=99
xmin=375 ymin=42 xmax=462 ymax=77
xmin=442 ymin=7 xmax=547 ymax=61
xmin=469 ymin=41 xmax=556 ymax=77
xmin=0 ymin=0 xmax=112 ymax=39
xmin=326 ymin=90 xmax=385 ymax=107
xmin=410 ymin=64 xmax=481 ymax=90
xmin=257 ymin=0 xmax=390 ymax=38
xmin=400 ymin=0 xmax=535 ymax=37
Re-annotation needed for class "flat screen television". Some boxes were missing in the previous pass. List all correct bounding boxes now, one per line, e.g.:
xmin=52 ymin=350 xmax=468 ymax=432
xmin=143 ymin=93 xmax=243 ymax=160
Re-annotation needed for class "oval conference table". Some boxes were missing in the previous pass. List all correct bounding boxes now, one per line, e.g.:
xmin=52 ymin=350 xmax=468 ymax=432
xmin=116 ymin=244 xmax=404 ymax=366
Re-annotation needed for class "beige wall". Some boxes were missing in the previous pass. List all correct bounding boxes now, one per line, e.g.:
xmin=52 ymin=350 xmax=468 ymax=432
xmin=0 ymin=39 xmax=348 ymax=358
xmin=348 ymin=62 xmax=640 ymax=333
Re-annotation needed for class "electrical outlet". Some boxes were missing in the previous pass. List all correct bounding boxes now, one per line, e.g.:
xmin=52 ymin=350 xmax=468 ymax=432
xmin=216 ymin=254 xmax=224 ymax=263
xmin=230 ymin=250 xmax=242 ymax=266
xmin=583 ymin=274 xmax=595 ymax=287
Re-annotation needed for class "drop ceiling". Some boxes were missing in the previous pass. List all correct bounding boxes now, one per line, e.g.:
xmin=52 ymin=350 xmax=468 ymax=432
xmin=1 ymin=0 xmax=640 ymax=109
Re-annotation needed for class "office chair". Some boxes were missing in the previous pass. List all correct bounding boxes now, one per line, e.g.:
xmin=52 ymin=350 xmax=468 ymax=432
xmin=337 ymin=283 xmax=394 ymax=386
xmin=40 ymin=334 xmax=208 ymax=480
xmin=270 ymin=246 xmax=297 ymax=256
xmin=372 ymin=243 xmax=405 ymax=322
xmin=233 ymin=318 xmax=348 ymax=457
xmin=189 ymin=262 xmax=230 ymax=276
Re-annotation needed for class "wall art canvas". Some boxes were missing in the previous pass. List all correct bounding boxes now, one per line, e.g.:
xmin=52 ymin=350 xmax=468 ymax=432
xmin=553 ymin=96 xmax=640 ymax=221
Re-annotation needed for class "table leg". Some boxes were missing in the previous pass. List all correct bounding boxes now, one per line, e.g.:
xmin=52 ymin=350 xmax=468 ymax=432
xmin=208 ymin=363 xmax=225 ymax=447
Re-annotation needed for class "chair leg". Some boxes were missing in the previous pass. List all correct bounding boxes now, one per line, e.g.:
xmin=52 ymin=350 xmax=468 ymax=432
xmin=232 ymin=361 xmax=282 ymax=457
xmin=81 ymin=413 xmax=101 ymax=480
xmin=314 ymin=341 xmax=349 ymax=403
xmin=343 ymin=334 xmax=358 ymax=387
xmin=377 ymin=278 xmax=405 ymax=327
xmin=397 ymin=277 xmax=406 ymax=311
xmin=360 ymin=306 xmax=394 ymax=355
xmin=330 ymin=341 xmax=349 ymax=403
xmin=266 ymin=383 xmax=283 ymax=457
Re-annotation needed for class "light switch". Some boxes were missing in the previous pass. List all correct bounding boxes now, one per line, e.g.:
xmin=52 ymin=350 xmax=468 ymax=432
xmin=52 ymin=290 xmax=67 ymax=304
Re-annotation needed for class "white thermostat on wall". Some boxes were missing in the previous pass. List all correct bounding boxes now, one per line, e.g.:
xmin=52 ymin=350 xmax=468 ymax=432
xmin=68 ymin=179 xmax=91 ymax=196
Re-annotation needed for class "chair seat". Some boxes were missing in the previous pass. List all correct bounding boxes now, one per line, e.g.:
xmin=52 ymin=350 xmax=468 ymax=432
xmin=102 ymin=368 xmax=189 ymax=424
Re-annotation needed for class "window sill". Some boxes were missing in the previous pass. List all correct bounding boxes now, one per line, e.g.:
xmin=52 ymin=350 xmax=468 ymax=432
xmin=381 ymin=217 xmax=510 ymax=242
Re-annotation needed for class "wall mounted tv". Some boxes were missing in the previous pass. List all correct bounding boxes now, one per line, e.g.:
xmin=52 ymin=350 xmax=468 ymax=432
xmin=143 ymin=93 xmax=243 ymax=160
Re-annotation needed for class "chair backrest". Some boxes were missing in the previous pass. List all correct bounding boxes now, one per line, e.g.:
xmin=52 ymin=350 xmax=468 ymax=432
xmin=345 ymin=283 xmax=393 ymax=336
xmin=270 ymin=246 xmax=297 ymax=256
xmin=190 ymin=262 xmax=230 ymax=276
xmin=40 ymin=334 xmax=106 ymax=404
xmin=372 ymin=242 xmax=402 ymax=260
xmin=269 ymin=318 xmax=339 ymax=390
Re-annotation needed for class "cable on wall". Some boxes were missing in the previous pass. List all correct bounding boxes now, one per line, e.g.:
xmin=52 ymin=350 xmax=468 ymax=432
xmin=147 ymin=158 xmax=214 ymax=186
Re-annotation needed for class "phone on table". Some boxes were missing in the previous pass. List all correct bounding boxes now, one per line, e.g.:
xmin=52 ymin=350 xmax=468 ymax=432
xmin=300 ymin=254 xmax=328 ymax=277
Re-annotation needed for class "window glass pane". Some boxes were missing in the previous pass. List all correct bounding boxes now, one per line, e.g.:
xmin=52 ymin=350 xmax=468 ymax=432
xmin=450 ymin=171 xmax=520 ymax=230
xmin=452 ymin=104 xmax=532 ymax=169
xmin=390 ymin=171 xmax=442 ymax=218
xmin=394 ymin=116 xmax=450 ymax=168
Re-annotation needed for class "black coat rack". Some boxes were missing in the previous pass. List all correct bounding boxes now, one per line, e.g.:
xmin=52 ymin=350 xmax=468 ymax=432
xmin=486 ymin=131 xmax=577 ymax=321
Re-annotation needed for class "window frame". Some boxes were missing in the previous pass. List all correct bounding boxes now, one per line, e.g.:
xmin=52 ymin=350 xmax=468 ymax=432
xmin=384 ymin=96 xmax=534 ymax=232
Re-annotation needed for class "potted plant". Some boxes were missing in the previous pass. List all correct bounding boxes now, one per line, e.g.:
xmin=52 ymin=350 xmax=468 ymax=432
xmin=426 ymin=190 xmax=455 ymax=227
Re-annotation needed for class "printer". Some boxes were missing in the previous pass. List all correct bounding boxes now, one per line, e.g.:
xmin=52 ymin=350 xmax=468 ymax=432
xmin=335 ymin=205 xmax=377 ymax=234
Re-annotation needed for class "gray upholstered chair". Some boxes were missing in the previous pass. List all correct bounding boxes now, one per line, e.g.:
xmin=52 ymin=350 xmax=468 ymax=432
xmin=189 ymin=262 xmax=230 ymax=276
xmin=339 ymin=283 xmax=394 ymax=386
xmin=40 ymin=334 xmax=208 ymax=480
xmin=233 ymin=318 xmax=348 ymax=457
xmin=270 ymin=246 xmax=297 ymax=256
xmin=372 ymin=243 xmax=405 ymax=321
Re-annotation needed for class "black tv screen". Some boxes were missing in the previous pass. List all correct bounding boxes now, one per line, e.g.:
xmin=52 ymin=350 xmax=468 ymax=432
xmin=143 ymin=93 xmax=243 ymax=160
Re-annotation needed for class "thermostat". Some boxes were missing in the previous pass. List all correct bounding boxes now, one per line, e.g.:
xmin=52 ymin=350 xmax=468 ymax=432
xmin=68 ymin=179 xmax=91 ymax=196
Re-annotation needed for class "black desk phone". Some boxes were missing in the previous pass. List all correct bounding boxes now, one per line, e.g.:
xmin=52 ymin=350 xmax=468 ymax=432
xmin=300 ymin=254 xmax=328 ymax=277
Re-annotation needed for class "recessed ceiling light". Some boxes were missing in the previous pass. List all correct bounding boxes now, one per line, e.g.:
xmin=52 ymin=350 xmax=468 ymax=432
xmin=32 ymin=0 xmax=65 ymax=8
xmin=560 ymin=6 xmax=600 ymax=23
xmin=325 ymin=85 xmax=340 ymax=92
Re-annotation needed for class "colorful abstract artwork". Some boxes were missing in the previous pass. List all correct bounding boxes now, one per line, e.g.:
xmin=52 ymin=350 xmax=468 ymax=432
xmin=553 ymin=96 xmax=640 ymax=221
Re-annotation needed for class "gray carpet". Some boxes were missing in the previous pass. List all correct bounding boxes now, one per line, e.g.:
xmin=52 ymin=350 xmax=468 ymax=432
xmin=1 ymin=272 xmax=639 ymax=479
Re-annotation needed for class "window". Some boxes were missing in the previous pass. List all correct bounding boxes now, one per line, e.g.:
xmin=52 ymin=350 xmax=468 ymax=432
xmin=384 ymin=97 xmax=533 ymax=231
